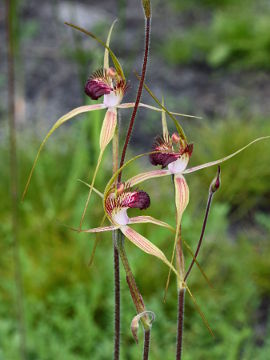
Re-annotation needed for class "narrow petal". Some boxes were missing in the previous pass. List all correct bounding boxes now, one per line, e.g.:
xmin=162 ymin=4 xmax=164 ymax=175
xmin=22 ymin=104 xmax=105 ymax=200
xmin=128 ymin=169 xmax=171 ymax=187
xmin=183 ymin=136 xmax=270 ymax=175
xmin=65 ymin=22 xmax=125 ymax=81
xmin=121 ymin=226 xmax=180 ymax=279
xmin=77 ymin=179 xmax=104 ymax=198
xmin=81 ymin=225 xmax=119 ymax=233
xmin=100 ymin=108 xmax=117 ymax=151
xmin=104 ymin=152 xmax=170 ymax=198
xmin=117 ymin=103 xmax=201 ymax=118
xmin=186 ymin=285 xmax=214 ymax=337
xmin=129 ymin=216 xmax=174 ymax=232
xmin=104 ymin=20 xmax=117 ymax=69
xmin=161 ymin=97 xmax=169 ymax=140
xmin=88 ymin=214 xmax=107 ymax=267
xmin=79 ymin=150 xmax=104 ymax=229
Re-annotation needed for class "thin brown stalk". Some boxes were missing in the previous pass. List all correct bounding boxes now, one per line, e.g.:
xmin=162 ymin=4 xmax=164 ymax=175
xmin=118 ymin=16 xmax=151 ymax=183
xmin=112 ymin=127 xmax=121 ymax=360
xmin=115 ymin=231 xmax=152 ymax=359
xmin=143 ymin=330 xmax=151 ymax=360
xmin=113 ymin=242 xmax=120 ymax=360
xmin=176 ymin=288 xmax=185 ymax=360
xmin=5 ymin=0 xmax=27 ymax=359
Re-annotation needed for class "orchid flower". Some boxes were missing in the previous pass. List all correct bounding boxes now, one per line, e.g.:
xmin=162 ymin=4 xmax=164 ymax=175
xmin=22 ymin=21 xmax=195 ymax=229
xmin=78 ymin=181 xmax=180 ymax=280
xmin=125 ymin=108 xmax=270 ymax=286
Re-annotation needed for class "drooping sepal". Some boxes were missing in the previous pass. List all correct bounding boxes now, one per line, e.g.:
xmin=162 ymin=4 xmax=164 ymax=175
xmin=100 ymin=108 xmax=117 ymax=151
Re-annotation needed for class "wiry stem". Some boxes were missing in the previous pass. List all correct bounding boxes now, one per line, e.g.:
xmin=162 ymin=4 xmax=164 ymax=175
xmin=112 ymin=127 xmax=120 ymax=360
xmin=143 ymin=330 xmax=151 ymax=360
xmin=113 ymin=241 xmax=120 ymax=360
xmin=115 ymin=231 xmax=152 ymax=359
xmin=5 ymin=0 xmax=27 ymax=359
xmin=176 ymin=288 xmax=185 ymax=360
xmin=118 ymin=16 xmax=151 ymax=183
xmin=184 ymin=192 xmax=213 ymax=282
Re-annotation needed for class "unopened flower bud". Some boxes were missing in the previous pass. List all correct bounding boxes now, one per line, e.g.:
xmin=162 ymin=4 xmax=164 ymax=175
xmin=172 ymin=132 xmax=181 ymax=144
xmin=117 ymin=183 xmax=125 ymax=195
xmin=210 ymin=166 xmax=221 ymax=194
xmin=107 ymin=67 xmax=117 ymax=78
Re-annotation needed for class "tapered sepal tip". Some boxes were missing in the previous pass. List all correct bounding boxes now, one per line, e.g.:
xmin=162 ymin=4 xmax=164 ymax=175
xmin=142 ymin=0 xmax=151 ymax=18
xmin=210 ymin=166 xmax=221 ymax=194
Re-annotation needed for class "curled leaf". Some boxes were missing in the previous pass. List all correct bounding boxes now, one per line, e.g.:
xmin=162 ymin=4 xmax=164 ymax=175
xmin=131 ymin=311 xmax=155 ymax=344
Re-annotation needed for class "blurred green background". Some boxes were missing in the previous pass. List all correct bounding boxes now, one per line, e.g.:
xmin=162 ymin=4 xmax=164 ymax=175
xmin=1 ymin=0 xmax=270 ymax=359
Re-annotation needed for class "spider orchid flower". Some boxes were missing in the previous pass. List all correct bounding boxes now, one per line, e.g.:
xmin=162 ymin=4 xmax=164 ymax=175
xmin=22 ymin=21 xmax=193 ymax=220
xmin=79 ymin=182 xmax=180 ymax=279
xmin=125 ymin=109 xmax=270 ymax=285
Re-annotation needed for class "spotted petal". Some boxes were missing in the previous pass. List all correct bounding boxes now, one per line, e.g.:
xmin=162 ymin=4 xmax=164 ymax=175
xmin=22 ymin=104 xmax=105 ymax=199
xmin=129 ymin=215 xmax=174 ymax=232
xmin=121 ymin=226 xmax=179 ymax=279
xmin=183 ymin=136 xmax=270 ymax=175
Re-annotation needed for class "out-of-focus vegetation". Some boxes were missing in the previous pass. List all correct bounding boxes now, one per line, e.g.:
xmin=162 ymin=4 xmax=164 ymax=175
xmin=1 ymin=113 xmax=270 ymax=359
xmin=163 ymin=0 xmax=270 ymax=68
xmin=2 ymin=0 xmax=270 ymax=358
